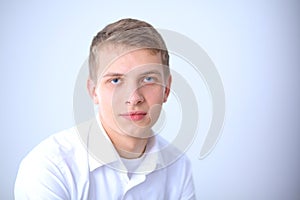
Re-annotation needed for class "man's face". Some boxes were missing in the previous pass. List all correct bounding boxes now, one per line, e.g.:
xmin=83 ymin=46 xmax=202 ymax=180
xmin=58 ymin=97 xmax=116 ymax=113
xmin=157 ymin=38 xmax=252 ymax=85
xmin=89 ymin=49 xmax=171 ymax=138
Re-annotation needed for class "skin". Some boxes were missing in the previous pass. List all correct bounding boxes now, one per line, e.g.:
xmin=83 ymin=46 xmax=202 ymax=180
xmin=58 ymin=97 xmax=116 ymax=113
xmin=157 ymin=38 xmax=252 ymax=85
xmin=88 ymin=48 xmax=171 ymax=159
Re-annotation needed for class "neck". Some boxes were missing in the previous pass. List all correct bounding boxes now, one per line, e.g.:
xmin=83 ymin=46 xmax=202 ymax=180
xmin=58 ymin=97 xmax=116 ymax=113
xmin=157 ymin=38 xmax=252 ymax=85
xmin=102 ymin=124 xmax=149 ymax=159
xmin=115 ymin=139 xmax=147 ymax=159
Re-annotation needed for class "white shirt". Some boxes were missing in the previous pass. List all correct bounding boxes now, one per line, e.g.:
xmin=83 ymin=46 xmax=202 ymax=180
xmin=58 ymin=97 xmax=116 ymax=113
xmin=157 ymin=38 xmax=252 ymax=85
xmin=14 ymin=118 xmax=196 ymax=200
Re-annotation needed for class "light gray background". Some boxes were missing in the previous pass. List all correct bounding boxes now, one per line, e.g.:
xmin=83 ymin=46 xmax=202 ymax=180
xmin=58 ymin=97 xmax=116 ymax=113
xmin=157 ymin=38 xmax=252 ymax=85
xmin=1 ymin=0 xmax=299 ymax=199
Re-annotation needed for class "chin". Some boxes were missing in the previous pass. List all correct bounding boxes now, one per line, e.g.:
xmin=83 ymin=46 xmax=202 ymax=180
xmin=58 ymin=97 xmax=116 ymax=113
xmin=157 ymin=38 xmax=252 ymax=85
xmin=120 ymin=125 xmax=154 ymax=139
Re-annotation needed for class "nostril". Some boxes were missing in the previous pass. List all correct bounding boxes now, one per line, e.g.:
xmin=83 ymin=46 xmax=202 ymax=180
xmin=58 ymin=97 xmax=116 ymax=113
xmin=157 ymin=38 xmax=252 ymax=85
xmin=126 ymin=94 xmax=145 ymax=105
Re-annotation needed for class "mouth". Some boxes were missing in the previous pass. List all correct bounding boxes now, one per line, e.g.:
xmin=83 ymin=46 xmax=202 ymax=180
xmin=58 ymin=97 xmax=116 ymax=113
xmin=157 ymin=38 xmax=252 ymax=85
xmin=119 ymin=111 xmax=147 ymax=121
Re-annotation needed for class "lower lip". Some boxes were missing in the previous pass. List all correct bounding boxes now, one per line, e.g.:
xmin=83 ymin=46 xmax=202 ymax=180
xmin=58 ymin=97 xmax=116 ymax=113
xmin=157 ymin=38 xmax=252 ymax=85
xmin=122 ymin=114 xmax=146 ymax=121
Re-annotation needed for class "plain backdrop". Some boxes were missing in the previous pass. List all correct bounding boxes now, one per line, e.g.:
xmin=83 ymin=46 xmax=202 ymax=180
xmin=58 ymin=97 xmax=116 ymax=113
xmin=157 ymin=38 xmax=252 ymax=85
xmin=1 ymin=0 xmax=299 ymax=199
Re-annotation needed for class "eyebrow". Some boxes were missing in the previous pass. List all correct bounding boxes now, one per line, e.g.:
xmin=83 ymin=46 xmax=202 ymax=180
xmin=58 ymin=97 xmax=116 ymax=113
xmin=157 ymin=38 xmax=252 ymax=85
xmin=140 ymin=70 xmax=162 ymax=76
xmin=103 ymin=73 xmax=124 ymax=78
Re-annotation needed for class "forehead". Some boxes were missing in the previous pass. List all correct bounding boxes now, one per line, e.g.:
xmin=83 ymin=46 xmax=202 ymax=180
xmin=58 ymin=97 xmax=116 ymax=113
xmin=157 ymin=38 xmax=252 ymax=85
xmin=98 ymin=46 xmax=163 ymax=76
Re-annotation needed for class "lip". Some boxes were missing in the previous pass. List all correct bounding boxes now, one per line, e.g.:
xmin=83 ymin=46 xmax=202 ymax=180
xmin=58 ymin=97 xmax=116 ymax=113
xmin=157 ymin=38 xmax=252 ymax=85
xmin=119 ymin=111 xmax=147 ymax=121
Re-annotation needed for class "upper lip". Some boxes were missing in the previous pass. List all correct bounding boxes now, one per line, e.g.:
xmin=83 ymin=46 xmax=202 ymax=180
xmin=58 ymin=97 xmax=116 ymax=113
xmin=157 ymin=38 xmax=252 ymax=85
xmin=119 ymin=111 xmax=147 ymax=116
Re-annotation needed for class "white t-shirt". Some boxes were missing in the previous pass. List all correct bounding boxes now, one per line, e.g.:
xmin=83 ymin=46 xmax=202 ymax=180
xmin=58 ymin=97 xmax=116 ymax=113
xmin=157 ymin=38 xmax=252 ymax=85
xmin=121 ymin=155 xmax=146 ymax=179
xmin=14 ymin=118 xmax=196 ymax=200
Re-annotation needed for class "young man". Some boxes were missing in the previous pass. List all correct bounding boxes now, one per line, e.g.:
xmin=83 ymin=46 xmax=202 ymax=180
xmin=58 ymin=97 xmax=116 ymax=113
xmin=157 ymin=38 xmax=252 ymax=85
xmin=15 ymin=18 xmax=196 ymax=199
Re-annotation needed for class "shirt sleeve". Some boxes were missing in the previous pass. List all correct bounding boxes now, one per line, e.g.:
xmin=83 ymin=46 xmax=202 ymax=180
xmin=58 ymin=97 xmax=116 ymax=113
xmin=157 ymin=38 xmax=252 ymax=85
xmin=180 ymin=157 xmax=197 ymax=200
xmin=14 ymin=153 xmax=70 ymax=200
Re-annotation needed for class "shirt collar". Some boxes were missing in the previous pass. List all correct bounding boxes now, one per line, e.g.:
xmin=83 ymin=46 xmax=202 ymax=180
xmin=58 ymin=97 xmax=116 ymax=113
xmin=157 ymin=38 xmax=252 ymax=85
xmin=87 ymin=119 xmax=118 ymax=171
xmin=81 ymin=116 xmax=166 ymax=173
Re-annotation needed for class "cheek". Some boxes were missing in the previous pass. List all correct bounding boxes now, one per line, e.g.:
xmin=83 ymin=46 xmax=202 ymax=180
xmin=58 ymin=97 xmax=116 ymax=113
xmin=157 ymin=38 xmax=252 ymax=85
xmin=97 ymin=88 xmax=113 ymax=112
xmin=98 ymin=88 xmax=123 ymax=115
xmin=143 ymin=85 xmax=165 ymax=103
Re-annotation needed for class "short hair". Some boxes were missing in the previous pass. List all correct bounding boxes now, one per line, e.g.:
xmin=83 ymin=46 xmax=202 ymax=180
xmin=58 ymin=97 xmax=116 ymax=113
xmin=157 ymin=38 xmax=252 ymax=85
xmin=88 ymin=18 xmax=170 ymax=83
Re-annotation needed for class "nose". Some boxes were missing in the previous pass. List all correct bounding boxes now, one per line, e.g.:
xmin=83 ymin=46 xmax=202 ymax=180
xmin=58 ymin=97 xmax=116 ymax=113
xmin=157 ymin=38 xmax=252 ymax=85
xmin=126 ymin=89 xmax=144 ymax=105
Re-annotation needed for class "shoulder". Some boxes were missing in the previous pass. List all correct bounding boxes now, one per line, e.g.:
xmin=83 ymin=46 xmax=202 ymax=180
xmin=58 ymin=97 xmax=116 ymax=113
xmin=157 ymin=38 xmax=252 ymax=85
xmin=155 ymin=135 xmax=192 ymax=170
xmin=15 ymin=122 xmax=93 ymax=199
xmin=153 ymin=136 xmax=195 ymax=199
xmin=20 ymin=119 xmax=94 ymax=167
xmin=16 ymin=127 xmax=86 ymax=187
xmin=22 ymin=127 xmax=81 ymax=166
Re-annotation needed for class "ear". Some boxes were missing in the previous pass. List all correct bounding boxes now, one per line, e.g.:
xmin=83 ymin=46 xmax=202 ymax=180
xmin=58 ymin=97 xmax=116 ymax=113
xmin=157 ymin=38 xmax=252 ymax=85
xmin=87 ymin=78 xmax=99 ymax=104
xmin=163 ymin=75 xmax=172 ymax=103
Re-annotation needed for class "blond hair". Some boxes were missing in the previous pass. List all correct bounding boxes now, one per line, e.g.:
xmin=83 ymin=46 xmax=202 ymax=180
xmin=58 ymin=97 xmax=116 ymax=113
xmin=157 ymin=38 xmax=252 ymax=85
xmin=88 ymin=18 xmax=169 ymax=82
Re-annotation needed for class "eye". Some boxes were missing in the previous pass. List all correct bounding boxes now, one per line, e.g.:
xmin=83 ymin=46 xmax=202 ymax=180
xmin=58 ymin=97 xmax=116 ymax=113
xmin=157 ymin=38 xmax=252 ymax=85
xmin=110 ymin=78 xmax=121 ymax=85
xmin=143 ymin=76 xmax=154 ymax=83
